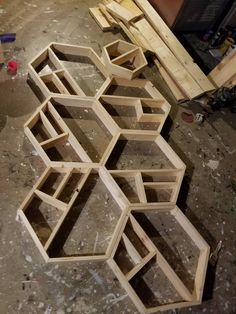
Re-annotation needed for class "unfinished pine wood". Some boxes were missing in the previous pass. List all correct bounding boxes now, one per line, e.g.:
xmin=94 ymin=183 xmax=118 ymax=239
xmin=19 ymin=166 xmax=130 ymax=262
xmin=106 ymin=1 xmax=137 ymax=23
xmin=99 ymin=95 xmax=170 ymax=133
xmin=208 ymin=48 xmax=236 ymax=87
xmin=153 ymin=58 xmax=186 ymax=102
xmin=29 ymin=43 xmax=109 ymax=99
xmin=107 ymin=208 xmax=209 ymax=313
xmin=98 ymin=4 xmax=120 ymax=28
xmin=100 ymin=76 xmax=166 ymax=101
xmin=133 ymin=18 xmax=203 ymax=99
xmin=118 ymin=0 xmax=143 ymax=17
xmin=88 ymin=1 xmax=215 ymax=98
xmin=102 ymin=39 xmax=147 ymax=79
xmin=89 ymin=7 xmax=113 ymax=31
xmin=109 ymin=168 xmax=184 ymax=207
xmin=134 ymin=0 xmax=215 ymax=94
xmin=21 ymin=41 xmax=210 ymax=314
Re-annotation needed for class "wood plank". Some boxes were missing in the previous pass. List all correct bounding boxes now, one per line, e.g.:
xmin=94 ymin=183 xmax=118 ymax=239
xmin=18 ymin=210 xmax=49 ymax=262
xmin=134 ymin=0 xmax=215 ymax=93
xmin=134 ymin=172 xmax=147 ymax=203
xmin=208 ymin=48 xmax=236 ymax=87
xmin=99 ymin=166 xmax=129 ymax=211
xmin=112 ymin=48 xmax=139 ymax=65
xmin=89 ymin=7 xmax=112 ymax=31
xmin=39 ymin=110 xmax=58 ymax=137
xmin=147 ymin=301 xmax=200 ymax=314
xmin=129 ymin=25 xmax=154 ymax=51
xmin=98 ymin=3 xmax=120 ymax=28
xmin=122 ymin=233 xmax=142 ymax=264
xmin=118 ymin=20 xmax=143 ymax=48
xmin=47 ymin=102 xmax=92 ymax=162
xmin=119 ymin=0 xmax=143 ymax=17
xmin=40 ymin=133 xmax=69 ymax=150
xmin=126 ymin=251 xmax=156 ymax=280
xmin=18 ymin=167 xmax=51 ymax=212
xmin=24 ymin=127 xmax=51 ymax=165
xmin=153 ymin=247 xmax=193 ymax=301
xmin=153 ymin=58 xmax=186 ymax=102
xmin=34 ymin=189 xmax=67 ymax=211
xmin=106 ymin=1 xmax=137 ymax=23
xmin=53 ymin=170 xmax=72 ymax=199
xmin=134 ymin=0 xmax=192 ymax=61
xmin=133 ymin=18 xmax=203 ymax=99
xmin=52 ymin=72 xmax=70 ymax=94
xmin=48 ymin=255 xmax=108 ymax=262
xmin=107 ymin=259 xmax=147 ymax=313
xmin=44 ymin=170 xmax=91 ymax=251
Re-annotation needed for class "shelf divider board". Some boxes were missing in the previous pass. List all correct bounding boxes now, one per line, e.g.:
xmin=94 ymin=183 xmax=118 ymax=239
xmin=126 ymin=251 xmax=156 ymax=281
xmin=53 ymin=170 xmax=73 ymax=199
xmin=47 ymin=101 xmax=92 ymax=162
xmin=43 ymin=169 xmax=91 ymax=251
xmin=34 ymin=189 xmax=67 ymax=211
xmin=107 ymin=258 xmax=147 ymax=313
xmin=48 ymin=47 xmax=86 ymax=96
xmin=39 ymin=110 xmax=58 ymax=137
xmin=40 ymin=133 xmax=69 ymax=150
xmin=134 ymin=172 xmax=147 ymax=203
xmin=122 ymin=233 xmax=142 ymax=264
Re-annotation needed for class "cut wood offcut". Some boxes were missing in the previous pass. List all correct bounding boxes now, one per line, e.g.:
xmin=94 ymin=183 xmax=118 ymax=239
xmin=18 ymin=42 xmax=210 ymax=314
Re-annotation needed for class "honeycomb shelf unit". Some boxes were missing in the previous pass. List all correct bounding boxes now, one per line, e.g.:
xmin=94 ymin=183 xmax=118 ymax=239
xmin=19 ymin=42 xmax=210 ymax=314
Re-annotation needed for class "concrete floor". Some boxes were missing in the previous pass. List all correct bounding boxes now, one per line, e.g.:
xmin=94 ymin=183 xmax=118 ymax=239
xmin=0 ymin=0 xmax=236 ymax=313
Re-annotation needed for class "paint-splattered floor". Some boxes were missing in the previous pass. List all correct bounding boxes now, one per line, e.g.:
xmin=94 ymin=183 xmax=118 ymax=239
xmin=0 ymin=1 xmax=236 ymax=313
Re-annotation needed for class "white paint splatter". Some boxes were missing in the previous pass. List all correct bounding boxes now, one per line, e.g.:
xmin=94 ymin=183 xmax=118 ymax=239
xmin=25 ymin=255 xmax=32 ymax=263
xmin=206 ymin=159 xmax=219 ymax=171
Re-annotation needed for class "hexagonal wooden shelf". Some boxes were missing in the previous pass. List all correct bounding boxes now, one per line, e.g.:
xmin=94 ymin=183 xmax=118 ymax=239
xmin=19 ymin=42 xmax=209 ymax=314
xmin=18 ymin=166 xmax=129 ymax=262
xmin=108 ymin=207 xmax=210 ymax=313
xmin=24 ymin=96 xmax=119 ymax=167
xmin=102 ymin=40 xmax=147 ymax=79
xmin=28 ymin=42 xmax=109 ymax=99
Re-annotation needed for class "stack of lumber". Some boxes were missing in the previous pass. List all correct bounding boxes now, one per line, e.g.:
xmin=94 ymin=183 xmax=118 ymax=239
xmin=89 ymin=0 xmax=216 ymax=102
xmin=208 ymin=48 xmax=236 ymax=88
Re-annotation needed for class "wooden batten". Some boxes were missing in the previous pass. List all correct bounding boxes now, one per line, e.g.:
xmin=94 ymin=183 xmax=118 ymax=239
xmin=153 ymin=58 xmax=186 ymax=102
xmin=134 ymin=0 xmax=215 ymax=94
xmin=89 ymin=7 xmax=113 ymax=31
xmin=106 ymin=1 xmax=137 ymax=23
xmin=208 ymin=48 xmax=236 ymax=87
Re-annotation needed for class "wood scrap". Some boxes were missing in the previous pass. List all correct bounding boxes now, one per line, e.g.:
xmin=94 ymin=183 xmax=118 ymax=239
xmin=208 ymin=48 xmax=236 ymax=87
xmin=134 ymin=18 xmax=203 ymax=99
xmin=89 ymin=7 xmax=112 ymax=31
xmin=98 ymin=4 xmax=120 ymax=28
xmin=105 ymin=1 xmax=137 ymax=23
xmin=118 ymin=20 xmax=141 ymax=48
xmin=133 ymin=0 xmax=215 ymax=93
xmin=89 ymin=0 xmax=216 ymax=101
xmin=153 ymin=58 xmax=185 ymax=102
xmin=118 ymin=0 xmax=143 ymax=17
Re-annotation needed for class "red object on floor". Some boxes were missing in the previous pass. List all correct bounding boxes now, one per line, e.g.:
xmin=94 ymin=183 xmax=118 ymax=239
xmin=7 ymin=60 xmax=18 ymax=74
xmin=181 ymin=111 xmax=194 ymax=123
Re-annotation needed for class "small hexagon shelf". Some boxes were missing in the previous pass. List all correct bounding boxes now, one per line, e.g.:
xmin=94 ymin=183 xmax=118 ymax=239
xmin=19 ymin=42 xmax=209 ymax=314
xmin=102 ymin=39 xmax=148 ymax=79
